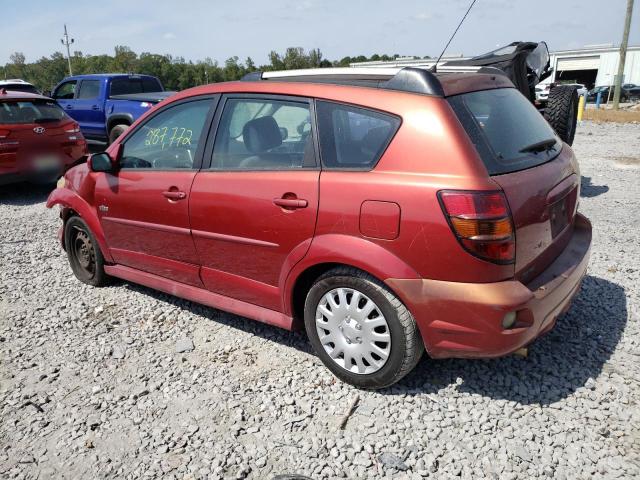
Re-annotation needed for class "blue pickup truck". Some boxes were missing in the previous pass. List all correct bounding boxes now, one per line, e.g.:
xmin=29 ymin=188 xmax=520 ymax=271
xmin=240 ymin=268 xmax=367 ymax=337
xmin=51 ymin=74 xmax=174 ymax=144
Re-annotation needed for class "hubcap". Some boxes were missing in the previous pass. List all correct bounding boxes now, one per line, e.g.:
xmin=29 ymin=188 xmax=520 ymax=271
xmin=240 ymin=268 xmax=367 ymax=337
xmin=315 ymin=287 xmax=391 ymax=375
xmin=74 ymin=229 xmax=94 ymax=273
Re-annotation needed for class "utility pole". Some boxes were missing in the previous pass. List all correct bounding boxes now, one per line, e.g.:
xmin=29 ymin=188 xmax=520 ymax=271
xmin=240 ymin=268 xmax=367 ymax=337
xmin=613 ymin=0 xmax=635 ymax=109
xmin=61 ymin=24 xmax=74 ymax=76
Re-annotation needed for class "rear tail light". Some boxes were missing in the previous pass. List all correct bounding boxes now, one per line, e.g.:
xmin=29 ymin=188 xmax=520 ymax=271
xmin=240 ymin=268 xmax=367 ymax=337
xmin=0 ymin=129 xmax=9 ymax=138
xmin=65 ymin=125 xmax=80 ymax=133
xmin=438 ymin=190 xmax=515 ymax=264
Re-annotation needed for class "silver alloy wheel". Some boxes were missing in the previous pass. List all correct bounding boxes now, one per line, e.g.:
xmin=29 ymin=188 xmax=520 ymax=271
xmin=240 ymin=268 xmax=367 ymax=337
xmin=315 ymin=287 xmax=391 ymax=375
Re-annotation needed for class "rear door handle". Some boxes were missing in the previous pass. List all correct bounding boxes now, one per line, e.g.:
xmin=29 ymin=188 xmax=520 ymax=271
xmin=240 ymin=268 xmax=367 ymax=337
xmin=65 ymin=105 xmax=73 ymax=109
xmin=91 ymin=105 xmax=100 ymax=111
xmin=273 ymin=197 xmax=308 ymax=209
xmin=162 ymin=190 xmax=187 ymax=200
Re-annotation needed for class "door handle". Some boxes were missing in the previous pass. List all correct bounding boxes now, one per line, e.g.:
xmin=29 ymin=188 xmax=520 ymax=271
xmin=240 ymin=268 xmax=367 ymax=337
xmin=273 ymin=197 xmax=308 ymax=209
xmin=91 ymin=105 xmax=100 ymax=110
xmin=65 ymin=105 xmax=73 ymax=109
xmin=162 ymin=190 xmax=187 ymax=200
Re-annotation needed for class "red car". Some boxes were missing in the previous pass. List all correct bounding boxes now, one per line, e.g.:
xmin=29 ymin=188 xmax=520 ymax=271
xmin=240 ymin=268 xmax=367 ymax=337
xmin=47 ymin=67 xmax=592 ymax=388
xmin=0 ymin=89 xmax=87 ymax=185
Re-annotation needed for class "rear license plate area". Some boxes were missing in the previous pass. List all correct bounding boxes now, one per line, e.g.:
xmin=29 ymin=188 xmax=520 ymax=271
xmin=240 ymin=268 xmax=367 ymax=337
xmin=550 ymin=195 xmax=571 ymax=238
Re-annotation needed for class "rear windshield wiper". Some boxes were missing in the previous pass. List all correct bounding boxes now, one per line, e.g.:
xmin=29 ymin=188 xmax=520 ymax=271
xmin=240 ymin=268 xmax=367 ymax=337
xmin=519 ymin=138 xmax=558 ymax=154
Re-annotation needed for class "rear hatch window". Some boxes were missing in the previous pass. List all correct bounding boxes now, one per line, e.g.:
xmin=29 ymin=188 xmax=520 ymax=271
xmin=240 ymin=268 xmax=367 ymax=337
xmin=110 ymin=77 xmax=163 ymax=96
xmin=448 ymin=88 xmax=561 ymax=175
xmin=0 ymin=99 xmax=67 ymax=124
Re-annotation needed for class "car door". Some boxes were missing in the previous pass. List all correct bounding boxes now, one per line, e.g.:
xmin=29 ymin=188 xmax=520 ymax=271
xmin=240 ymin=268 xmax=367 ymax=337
xmin=94 ymin=96 xmax=218 ymax=287
xmin=189 ymin=95 xmax=320 ymax=311
xmin=73 ymin=79 xmax=105 ymax=138
xmin=52 ymin=80 xmax=78 ymax=120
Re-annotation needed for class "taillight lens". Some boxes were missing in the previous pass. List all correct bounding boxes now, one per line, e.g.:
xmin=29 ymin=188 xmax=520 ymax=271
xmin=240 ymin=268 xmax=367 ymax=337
xmin=438 ymin=190 xmax=515 ymax=264
xmin=65 ymin=124 xmax=80 ymax=133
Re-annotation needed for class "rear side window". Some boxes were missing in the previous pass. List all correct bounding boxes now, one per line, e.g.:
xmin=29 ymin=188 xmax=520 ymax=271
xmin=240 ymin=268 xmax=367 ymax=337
xmin=0 ymin=100 xmax=67 ymax=124
xmin=448 ymin=88 xmax=562 ymax=175
xmin=316 ymin=101 xmax=400 ymax=169
xmin=78 ymin=80 xmax=101 ymax=99
xmin=211 ymin=98 xmax=315 ymax=170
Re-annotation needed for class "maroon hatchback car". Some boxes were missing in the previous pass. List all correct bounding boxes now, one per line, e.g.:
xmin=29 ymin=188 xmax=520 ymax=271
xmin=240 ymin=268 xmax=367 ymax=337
xmin=0 ymin=89 xmax=87 ymax=185
xmin=47 ymin=67 xmax=591 ymax=388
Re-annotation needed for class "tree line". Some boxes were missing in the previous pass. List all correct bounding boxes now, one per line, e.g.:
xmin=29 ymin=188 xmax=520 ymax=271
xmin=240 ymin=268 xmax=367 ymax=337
xmin=1 ymin=47 xmax=422 ymax=92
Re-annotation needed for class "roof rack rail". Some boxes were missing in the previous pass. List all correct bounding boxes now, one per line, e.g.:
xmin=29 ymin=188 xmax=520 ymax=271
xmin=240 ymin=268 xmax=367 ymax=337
xmin=241 ymin=67 xmax=446 ymax=97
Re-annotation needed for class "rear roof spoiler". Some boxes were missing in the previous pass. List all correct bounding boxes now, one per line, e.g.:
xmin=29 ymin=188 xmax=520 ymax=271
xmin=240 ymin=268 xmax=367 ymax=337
xmin=242 ymin=67 xmax=447 ymax=96
xmin=241 ymin=65 xmax=507 ymax=97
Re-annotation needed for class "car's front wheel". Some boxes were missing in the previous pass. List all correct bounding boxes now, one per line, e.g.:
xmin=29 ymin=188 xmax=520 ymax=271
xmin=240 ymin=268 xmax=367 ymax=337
xmin=64 ymin=216 xmax=108 ymax=286
xmin=304 ymin=267 xmax=424 ymax=389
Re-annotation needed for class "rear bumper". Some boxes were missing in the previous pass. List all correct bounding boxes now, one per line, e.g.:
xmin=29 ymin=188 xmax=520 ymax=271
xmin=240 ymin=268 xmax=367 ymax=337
xmin=387 ymin=213 xmax=592 ymax=359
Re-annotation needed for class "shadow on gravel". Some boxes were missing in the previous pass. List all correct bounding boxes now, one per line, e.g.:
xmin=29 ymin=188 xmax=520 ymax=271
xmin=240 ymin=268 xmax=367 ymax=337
xmin=581 ymin=176 xmax=609 ymax=198
xmin=393 ymin=275 xmax=628 ymax=405
xmin=121 ymin=275 xmax=626 ymax=405
xmin=0 ymin=182 xmax=54 ymax=206
xmin=121 ymin=282 xmax=312 ymax=354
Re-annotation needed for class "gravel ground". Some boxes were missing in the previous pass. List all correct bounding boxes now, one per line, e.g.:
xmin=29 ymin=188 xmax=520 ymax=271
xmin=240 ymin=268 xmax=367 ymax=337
xmin=1 ymin=121 xmax=639 ymax=480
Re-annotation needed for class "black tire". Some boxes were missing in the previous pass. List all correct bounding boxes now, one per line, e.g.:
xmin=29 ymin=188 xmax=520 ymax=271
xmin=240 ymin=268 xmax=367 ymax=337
xmin=64 ymin=216 xmax=109 ymax=287
xmin=544 ymin=85 xmax=578 ymax=146
xmin=304 ymin=267 xmax=424 ymax=389
xmin=108 ymin=124 xmax=128 ymax=145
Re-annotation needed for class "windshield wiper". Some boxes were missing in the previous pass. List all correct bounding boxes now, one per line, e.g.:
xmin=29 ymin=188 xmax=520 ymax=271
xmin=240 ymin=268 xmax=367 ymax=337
xmin=519 ymin=138 xmax=557 ymax=154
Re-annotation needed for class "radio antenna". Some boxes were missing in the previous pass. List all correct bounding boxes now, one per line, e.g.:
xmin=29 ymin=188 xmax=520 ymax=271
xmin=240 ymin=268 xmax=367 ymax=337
xmin=432 ymin=0 xmax=478 ymax=72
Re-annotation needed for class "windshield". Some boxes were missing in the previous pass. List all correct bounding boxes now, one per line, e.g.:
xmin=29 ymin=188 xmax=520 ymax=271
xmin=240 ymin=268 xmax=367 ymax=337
xmin=448 ymin=88 xmax=561 ymax=175
xmin=0 ymin=99 xmax=67 ymax=124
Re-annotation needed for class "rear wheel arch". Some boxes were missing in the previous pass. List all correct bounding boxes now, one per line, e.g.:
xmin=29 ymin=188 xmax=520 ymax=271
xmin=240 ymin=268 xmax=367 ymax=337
xmin=289 ymin=261 xmax=418 ymax=330
xmin=107 ymin=114 xmax=133 ymax=133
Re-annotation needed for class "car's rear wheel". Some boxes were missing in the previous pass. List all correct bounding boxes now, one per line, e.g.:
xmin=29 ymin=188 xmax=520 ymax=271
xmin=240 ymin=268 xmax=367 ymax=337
xmin=304 ymin=267 xmax=424 ymax=389
xmin=108 ymin=124 xmax=128 ymax=145
xmin=64 ymin=216 xmax=108 ymax=286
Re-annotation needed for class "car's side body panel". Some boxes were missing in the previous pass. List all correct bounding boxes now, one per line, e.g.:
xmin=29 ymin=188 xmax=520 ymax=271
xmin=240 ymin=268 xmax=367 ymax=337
xmin=47 ymin=75 xmax=592 ymax=369
xmin=190 ymin=170 xmax=320 ymax=311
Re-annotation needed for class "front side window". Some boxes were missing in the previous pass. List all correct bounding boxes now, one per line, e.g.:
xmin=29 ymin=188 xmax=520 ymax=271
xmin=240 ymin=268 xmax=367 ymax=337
xmin=119 ymin=99 xmax=212 ymax=170
xmin=316 ymin=101 xmax=400 ymax=169
xmin=53 ymin=81 xmax=77 ymax=100
xmin=78 ymin=80 xmax=101 ymax=99
xmin=211 ymin=98 xmax=314 ymax=170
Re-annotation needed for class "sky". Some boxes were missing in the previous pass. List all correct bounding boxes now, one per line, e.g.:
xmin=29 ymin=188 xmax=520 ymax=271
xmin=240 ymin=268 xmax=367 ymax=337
xmin=1 ymin=0 xmax=638 ymax=65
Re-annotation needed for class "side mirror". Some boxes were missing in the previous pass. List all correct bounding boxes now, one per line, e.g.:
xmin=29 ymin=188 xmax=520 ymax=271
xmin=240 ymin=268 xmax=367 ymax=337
xmin=88 ymin=152 xmax=114 ymax=173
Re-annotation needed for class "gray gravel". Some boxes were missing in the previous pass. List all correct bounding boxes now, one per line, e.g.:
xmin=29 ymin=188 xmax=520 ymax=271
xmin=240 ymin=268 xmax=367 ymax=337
xmin=1 ymin=120 xmax=639 ymax=479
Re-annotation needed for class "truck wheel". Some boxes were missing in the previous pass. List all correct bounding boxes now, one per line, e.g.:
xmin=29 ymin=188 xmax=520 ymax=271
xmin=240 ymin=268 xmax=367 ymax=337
xmin=108 ymin=124 xmax=128 ymax=145
xmin=304 ymin=267 xmax=424 ymax=389
xmin=544 ymin=85 xmax=578 ymax=146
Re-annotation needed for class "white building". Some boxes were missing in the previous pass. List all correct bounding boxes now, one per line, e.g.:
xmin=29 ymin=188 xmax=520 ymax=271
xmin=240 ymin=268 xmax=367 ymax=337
xmin=351 ymin=45 xmax=640 ymax=89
